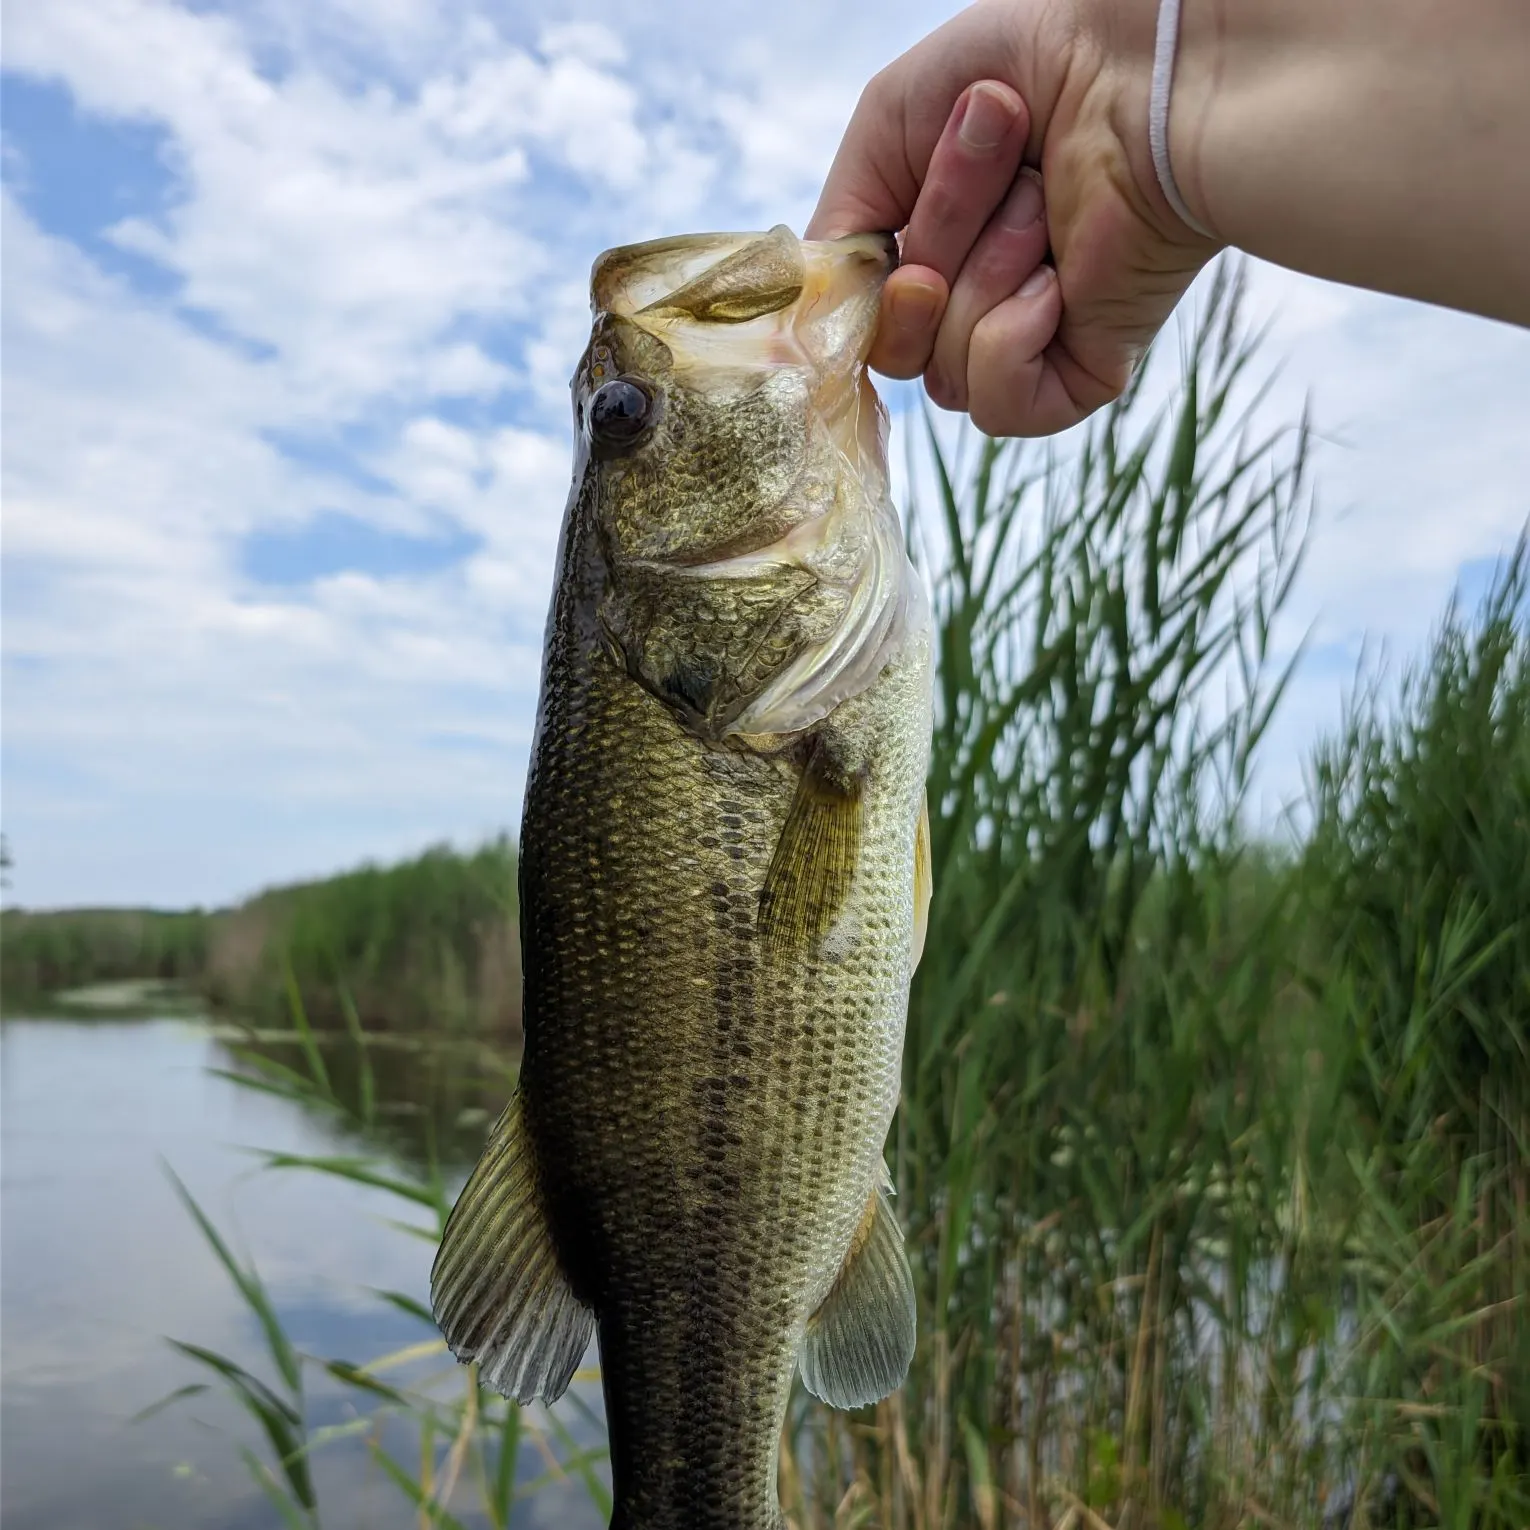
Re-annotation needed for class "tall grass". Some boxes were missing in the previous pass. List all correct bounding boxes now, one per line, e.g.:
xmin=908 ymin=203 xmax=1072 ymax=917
xmin=3 ymin=839 xmax=522 ymax=1036
xmin=0 ymin=906 xmax=209 ymax=1000
xmin=1302 ymin=544 xmax=1530 ymax=1521
xmin=205 ymin=837 xmax=521 ymax=1036
xmin=162 ymin=266 xmax=1526 ymax=1529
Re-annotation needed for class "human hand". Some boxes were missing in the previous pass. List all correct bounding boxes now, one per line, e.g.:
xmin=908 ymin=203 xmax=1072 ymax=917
xmin=806 ymin=0 xmax=1220 ymax=437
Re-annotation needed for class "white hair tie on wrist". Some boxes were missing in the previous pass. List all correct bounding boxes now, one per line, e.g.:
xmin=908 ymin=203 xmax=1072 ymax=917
xmin=1150 ymin=0 xmax=1215 ymax=239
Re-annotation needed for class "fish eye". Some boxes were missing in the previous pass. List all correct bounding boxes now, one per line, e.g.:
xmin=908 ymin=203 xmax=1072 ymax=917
xmin=588 ymin=378 xmax=654 ymax=448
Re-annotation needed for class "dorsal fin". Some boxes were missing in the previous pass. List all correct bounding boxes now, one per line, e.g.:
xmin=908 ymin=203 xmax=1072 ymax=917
xmin=430 ymin=1093 xmax=594 ymax=1404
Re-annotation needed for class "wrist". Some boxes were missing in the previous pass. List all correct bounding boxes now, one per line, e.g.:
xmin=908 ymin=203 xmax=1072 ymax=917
xmin=1063 ymin=0 xmax=1222 ymax=249
xmin=1158 ymin=0 xmax=1229 ymax=242
xmin=1166 ymin=0 xmax=1530 ymax=323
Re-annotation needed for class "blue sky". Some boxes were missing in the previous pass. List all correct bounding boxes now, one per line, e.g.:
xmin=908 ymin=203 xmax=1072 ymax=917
xmin=4 ymin=0 xmax=1529 ymax=909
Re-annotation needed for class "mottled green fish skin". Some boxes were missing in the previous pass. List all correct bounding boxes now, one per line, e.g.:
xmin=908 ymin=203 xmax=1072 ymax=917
xmin=446 ymin=228 xmax=931 ymax=1530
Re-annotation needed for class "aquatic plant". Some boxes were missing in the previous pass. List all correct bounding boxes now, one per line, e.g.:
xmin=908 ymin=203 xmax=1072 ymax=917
xmin=3 ymin=839 xmax=521 ymax=1037
xmin=149 ymin=987 xmax=609 ymax=1528
xmin=203 ymin=836 xmax=522 ymax=1036
xmin=1 ymin=906 xmax=210 ymax=1001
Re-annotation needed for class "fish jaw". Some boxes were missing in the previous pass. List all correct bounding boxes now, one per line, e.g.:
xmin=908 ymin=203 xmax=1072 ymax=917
xmin=590 ymin=224 xmax=896 ymax=355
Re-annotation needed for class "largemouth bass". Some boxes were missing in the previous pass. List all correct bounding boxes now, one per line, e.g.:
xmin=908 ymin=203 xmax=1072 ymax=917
xmin=431 ymin=224 xmax=933 ymax=1530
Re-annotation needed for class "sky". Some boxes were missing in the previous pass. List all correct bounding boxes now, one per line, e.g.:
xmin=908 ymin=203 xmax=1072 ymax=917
xmin=3 ymin=0 xmax=1528 ymax=910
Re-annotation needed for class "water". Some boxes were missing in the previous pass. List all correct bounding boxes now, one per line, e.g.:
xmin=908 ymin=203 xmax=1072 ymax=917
xmin=0 ymin=1010 xmax=607 ymax=1530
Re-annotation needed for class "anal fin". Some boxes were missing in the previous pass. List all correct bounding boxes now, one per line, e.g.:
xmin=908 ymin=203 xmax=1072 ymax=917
xmin=798 ymin=1184 xmax=917 ymax=1410
xmin=430 ymin=1092 xmax=594 ymax=1404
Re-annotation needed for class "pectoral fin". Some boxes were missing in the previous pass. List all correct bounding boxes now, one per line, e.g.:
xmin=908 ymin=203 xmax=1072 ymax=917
xmin=430 ymin=1093 xmax=593 ymax=1404
xmin=798 ymin=1184 xmax=917 ymax=1410
xmin=758 ymin=751 xmax=862 ymax=954
xmin=912 ymin=795 xmax=931 ymax=973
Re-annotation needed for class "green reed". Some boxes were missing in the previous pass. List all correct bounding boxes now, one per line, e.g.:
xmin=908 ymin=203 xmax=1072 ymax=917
xmin=0 ymin=905 xmax=209 ymax=1002
xmin=1300 ymin=537 xmax=1530 ymax=1525
xmin=204 ymin=837 xmax=522 ymax=1036
xmin=780 ymin=266 xmax=1528 ymax=1528
xmin=148 ymin=984 xmax=610 ymax=1528
xmin=2 ymin=838 xmax=522 ymax=1034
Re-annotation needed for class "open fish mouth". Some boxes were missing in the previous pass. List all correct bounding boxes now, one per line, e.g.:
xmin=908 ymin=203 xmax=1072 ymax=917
xmin=592 ymin=225 xmax=897 ymax=331
xmin=589 ymin=225 xmax=897 ymax=413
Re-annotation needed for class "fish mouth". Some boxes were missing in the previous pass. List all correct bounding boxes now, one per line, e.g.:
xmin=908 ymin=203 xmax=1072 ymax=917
xmin=791 ymin=230 xmax=898 ymax=370
xmin=587 ymin=225 xmax=896 ymax=514
xmin=589 ymin=225 xmax=895 ymax=373
xmin=855 ymin=229 xmax=900 ymax=271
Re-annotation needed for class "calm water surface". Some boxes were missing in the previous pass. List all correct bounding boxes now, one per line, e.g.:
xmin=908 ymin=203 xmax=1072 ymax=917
xmin=1 ymin=1012 xmax=606 ymax=1530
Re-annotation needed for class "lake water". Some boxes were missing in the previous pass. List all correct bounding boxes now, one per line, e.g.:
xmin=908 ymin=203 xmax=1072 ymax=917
xmin=0 ymin=1010 xmax=607 ymax=1529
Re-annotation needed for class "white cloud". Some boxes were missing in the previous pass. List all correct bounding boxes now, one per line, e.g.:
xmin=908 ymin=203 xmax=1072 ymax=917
xmin=2 ymin=0 xmax=1528 ymax=907
xmin=711 ymin=74 xmax=866 ymax=220
xmin=2 ymin=189 xmax=556 ymax=905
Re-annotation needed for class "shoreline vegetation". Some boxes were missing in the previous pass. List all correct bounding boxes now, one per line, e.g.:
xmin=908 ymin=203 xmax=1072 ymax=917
xmin=4 ymin=270 xmax=1525 ymax=1526
xmin=0 ymin=834 xmax=522 ymax=1037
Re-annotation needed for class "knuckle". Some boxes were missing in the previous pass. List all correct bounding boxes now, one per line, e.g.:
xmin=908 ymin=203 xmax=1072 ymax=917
xmin=858 ymin=65 xmax=898 ymax=120
xmin=970 ymin=238 xmax=1040 ymax=299
xmin=969 ymin=392 xmax=1018 ymax=439
xmin=914 ymin=178 xmax=964 ymax=235
xmin=924 ymin=362 xmax=967 ymax=414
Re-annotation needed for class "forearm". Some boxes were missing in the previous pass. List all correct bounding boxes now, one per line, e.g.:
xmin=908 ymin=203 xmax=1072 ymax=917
xmin=1164 ymin=0 xmax=1530 ymax=324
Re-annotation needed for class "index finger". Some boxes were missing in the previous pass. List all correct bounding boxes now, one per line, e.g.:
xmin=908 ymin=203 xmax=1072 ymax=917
xmin=804 ymin=67 xmax=922 ymax=241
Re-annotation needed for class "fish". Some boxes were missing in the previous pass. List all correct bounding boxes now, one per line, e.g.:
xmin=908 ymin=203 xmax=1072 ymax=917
xmin=430 ymin=223 xmax=933 ymax=1530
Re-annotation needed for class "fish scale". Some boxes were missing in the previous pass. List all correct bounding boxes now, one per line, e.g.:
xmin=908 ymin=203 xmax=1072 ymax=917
xmin=432 ymin=226 xmax=932 ymax=1530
